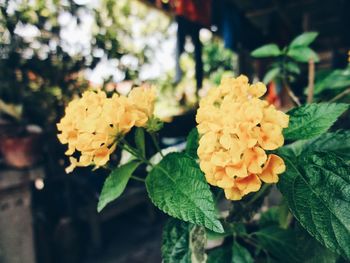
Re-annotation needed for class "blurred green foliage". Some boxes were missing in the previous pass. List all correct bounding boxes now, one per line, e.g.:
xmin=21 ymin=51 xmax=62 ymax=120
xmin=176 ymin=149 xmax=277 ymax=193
xmin=251 ymin=32 xmax=319 ymax=85
xmin=0 ymin=0 xmax=170 ymax=127
xmin=203 ymin=39 xmax=238 ymax=85
xmin=306 ymin=65 xmax=350 ymax=102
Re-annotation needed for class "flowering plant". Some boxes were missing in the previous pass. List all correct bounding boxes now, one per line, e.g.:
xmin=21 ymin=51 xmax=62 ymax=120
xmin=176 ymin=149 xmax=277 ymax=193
xmin=58 ymin=76 xmax=350 ymax=262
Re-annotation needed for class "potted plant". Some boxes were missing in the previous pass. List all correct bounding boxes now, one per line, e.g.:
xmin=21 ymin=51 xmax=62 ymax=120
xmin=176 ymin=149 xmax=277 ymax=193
xmin=0 ymin=99 xmax=42 ymax=168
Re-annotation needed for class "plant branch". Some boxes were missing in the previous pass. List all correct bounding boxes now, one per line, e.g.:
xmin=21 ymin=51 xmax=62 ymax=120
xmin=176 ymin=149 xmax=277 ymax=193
xmin=282 ymin=78 xmax=301 ymax=106
xmin=120 ymin=140 xmax=154 ymax=168
xmin=246 ymin=184 xmax=271 ymax=206
xmin=150 ymin=132 xmax=164 ymax=158
xmin=307 ymin=59 xmax=315 ymax=103
xmin=329 ymin=88 xmax=350 ymax=103
xmin=131 ymin=175 xmax=145 ymax=182
xmin=120 ymin=139 xmax=139 ymax=156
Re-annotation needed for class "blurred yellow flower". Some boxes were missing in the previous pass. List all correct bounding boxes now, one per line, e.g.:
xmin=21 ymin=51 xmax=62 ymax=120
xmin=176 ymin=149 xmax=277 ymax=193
xmin=57 ymin=87 xmax=155 ymax=173
xmin=196 ymin=75 xmax=288 ymax=200
xmin=128 ymin=86 xmax=156 ymax=118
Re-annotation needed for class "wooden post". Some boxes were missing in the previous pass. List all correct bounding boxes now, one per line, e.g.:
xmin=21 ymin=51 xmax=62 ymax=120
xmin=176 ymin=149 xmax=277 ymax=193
xmin=0 ymin=168 xmax=44 ymax=263
xmin=303 ymin=13 xmax=315 ymax=103
xmin=307 ymin=58 xmax=315 ymax=103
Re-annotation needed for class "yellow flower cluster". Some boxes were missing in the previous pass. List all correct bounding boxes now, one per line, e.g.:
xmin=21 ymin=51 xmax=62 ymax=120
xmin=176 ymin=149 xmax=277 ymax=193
xmin=57 ymin=87 xmax=155 ymax=173
xmin=196 ymin=75 xmax=289 ymax=200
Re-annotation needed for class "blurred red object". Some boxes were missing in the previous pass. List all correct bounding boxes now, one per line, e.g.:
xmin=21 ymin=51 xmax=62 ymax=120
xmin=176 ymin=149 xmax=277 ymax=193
xmin=0 ymin=125 xmax=42 ymax=168
xmin=267 ymin=81 xmax=281 ymax=108
xmin=172 ymin=0 xmax=211 ymax=26
xmin=0 ymin=134 xmax=41 ymax=168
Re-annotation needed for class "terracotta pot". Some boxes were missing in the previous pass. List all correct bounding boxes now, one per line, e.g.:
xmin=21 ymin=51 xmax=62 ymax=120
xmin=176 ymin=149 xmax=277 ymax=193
xmin=0 ymin=132 xmax=42 ymax=168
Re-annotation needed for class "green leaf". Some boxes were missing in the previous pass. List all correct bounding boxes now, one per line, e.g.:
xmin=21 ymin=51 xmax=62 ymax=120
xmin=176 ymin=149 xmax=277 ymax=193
xmin=302 ymin=131 xmax=350 ymax=160
xmin=146 ymin=152 xmax=224 ymax=233
xmin=253 ymin=226 xmax=301 ymax=263
xmin=277 ymin=141 xmax=305 ymax=162
xmin=251 ymin=44 xmax=281 ymax=58
xmin=186 ymin=128 xmax=199 ymax=159
xmin=162 ymin=219 xmax=191 ymax=263
xmin=206 ymin=222 xmax=246 ymax=241
xmin=97 ymin=160 xmax=140 ymax=212
xmin=263 ymin=67 xmax=280 ymax=84
xmin=295 ymin=224 xmax=338 ymax=263
xmin=207 ymin=246 xmax=231 ymax=263
xmin=232 ymin=241 xmax=253 ymax=263
xmin=259 ymin=207 xmax=280 ymax=227
xmin=259 ymin=204 xmax=292 ymax=229
xmin=162 ymin=218 xmax=207 ymax=263
xmin=134 ymin=127 xmax=145 ymax=157
xmin=190 ymin=224 xmax=207 ymax=263
xmin=277 ymin=152 xmax=350 ymax=259
xmin=287 ymin=46 xmax=319 ymax=62
xmin=314 ymin=67 xmax=350 ymax=95
xmin=286 ymin=130 xmax=350 ymax=161
xmin=284 ymin=61 xmax=301 ymax=74
xmin=283 ymin=103 xmax=349 ymax=140
xmin=279 ymin=201 xmax=293 ymax=229
xmin=231 ymin=223 xmax=247 ymax=236
xmin=289 ymin=32 xmax=319 ymax=48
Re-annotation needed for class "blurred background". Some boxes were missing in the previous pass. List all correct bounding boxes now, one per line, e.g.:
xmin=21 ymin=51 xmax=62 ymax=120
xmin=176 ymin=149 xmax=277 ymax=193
xmin=0 ymin=0 xmax=349 ymax=262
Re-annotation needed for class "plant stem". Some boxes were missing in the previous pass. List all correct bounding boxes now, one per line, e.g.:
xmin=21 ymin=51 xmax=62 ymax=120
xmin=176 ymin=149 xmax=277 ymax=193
xmin=120 ymin=140 xmax=154 ymax=168
xmin=215 ymin=190 xmax=224 ymax=203
xmin=307 ymin=59 xmax=315 ymax=103
xmin=246 ymin=184 xmax=271 ymax=206
xmin=246 ymin=234 xmax=270 ymax=259
xmin=329 ymin=88 xmax=350 ymax=103
xmin=150 ymin=132 xmax=164 ymax=157
xmin=131 ymin=175 xmax=145 ymax=182
xmin=120 ymin=140 xmax=139 ymax=156
xmin=242 ymin=236 xmax=260 ymax=248
xmin=282 ymin=78 xmax=301 ymax=106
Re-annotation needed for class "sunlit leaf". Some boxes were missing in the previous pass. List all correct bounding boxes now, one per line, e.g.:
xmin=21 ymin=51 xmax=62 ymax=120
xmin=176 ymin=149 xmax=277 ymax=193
xmin=98 ymin=160 xmax=140 ymax=212
xmin=263 ymin=67 xmax=280 ymax=84
xmin=289 ymin=32 xmax=319 ymax=48
xmin=283 ymin=103 xmax=348 ymax=140
xmin=287 ymin=46 xmax=319 ymax=62
xmin=146 ymin=153 xmax=224 ymax=233
xmin=251 ymin=44 xmax=281 ymax=58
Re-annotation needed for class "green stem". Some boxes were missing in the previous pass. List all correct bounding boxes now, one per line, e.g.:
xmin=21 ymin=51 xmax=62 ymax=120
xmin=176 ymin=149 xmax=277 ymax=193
xmin=120 ymin=142 xmax=139 ymax=157
xmin=140 ymin=158 xmax=154 ymax=168
xmin=121 ymin=139 xmax=139 ymax=155
xmin=131 ymin=175 xmax=145 ymax=182
xmin=215 ymin=189 xmax=224 ymax=203
xmin=242 ymin=236 xmax=260 ymax=248
xmin=329 ymin=87 xmax=350 ymax=102
xmin=150 ymin=132 xmax=164 ymax=157
xmin=282 ymin=77 xmax=301 ymax=106
xmin=120 ymin=139 xmax=154 ymax=168
xmin=245 ymin=235 xmax=270 ymax=259
xmin=246 ymin=184 xmax=271 ymax=206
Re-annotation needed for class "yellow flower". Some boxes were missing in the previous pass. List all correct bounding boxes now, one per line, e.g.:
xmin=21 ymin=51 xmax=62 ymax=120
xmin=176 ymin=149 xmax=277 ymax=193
xmin=235 ymin=174 xmax=262 ymax=196
xmin=57 ymin=88 xmax=155 ymax=173
xmin=249 ymin=82 xmax=267 ymax=98
xmin=243 ymin=147 xmax=267 ymax=174
xmin=196 ymin=75 xmax=289 ymax=200
xmin=128 ymin=86 xmax=156 ymax=118
xmin=258 ymin=123 xmax=284 ymax=150
xmin=259 ymin=154 xmax=286 ymax=183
